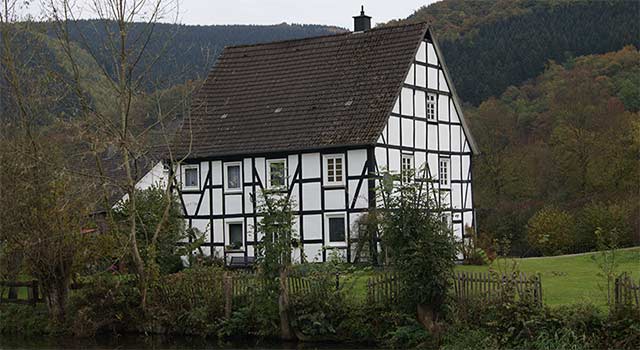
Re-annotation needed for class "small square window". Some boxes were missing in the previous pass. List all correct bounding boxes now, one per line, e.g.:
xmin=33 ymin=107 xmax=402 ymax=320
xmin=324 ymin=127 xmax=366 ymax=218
xmin=267 ymin=159 xmax=286 ymax=189
xmin=439 ymin=158 xmax=450 ymax=187
xmin=328 ymin=216 xmax=346 ymax=243
xmin=183 ymin=166 xmax=199 ymax=189
xmin=427 ymin=93 xmax=436 ymax=120
xmin=227 ymin=223 xmax=243 ymax=250
xmin=225 ymin=162 xmax=242 ymax=192
xmin=324 ymin=155 xmax=344 ymax=186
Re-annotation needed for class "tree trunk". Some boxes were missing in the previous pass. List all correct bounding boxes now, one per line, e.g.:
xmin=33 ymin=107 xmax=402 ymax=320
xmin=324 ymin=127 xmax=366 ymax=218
xmin=416 ymin=303 xmax=438 ymax=333
xmin=278 ymin=268 xmax=294 ymax=340
xmin=45 ymin=280 xmax=69 ymax=326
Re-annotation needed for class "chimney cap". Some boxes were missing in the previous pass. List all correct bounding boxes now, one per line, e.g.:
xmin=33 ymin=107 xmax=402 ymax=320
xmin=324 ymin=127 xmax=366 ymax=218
xmin=353 ymin=5 xmax=371 ymax=32
xmin=353 ymin=5 xmax=371 ymax=19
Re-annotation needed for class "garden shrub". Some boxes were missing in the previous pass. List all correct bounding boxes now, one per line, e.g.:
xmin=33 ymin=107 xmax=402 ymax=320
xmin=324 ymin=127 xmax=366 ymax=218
xmin=449 ymin=297 xmax=640 ymax=350
xmin=112 ymin=185 xmax=188 ymax=275
xmin=290 ymin=272 xmax=341 ymax=339
xmin=147 ymin=266 xmax=226 ymax=336
xmin=601 ymin=305 xmax=640 ymax=349
xmin=527 ymin=206 xmax=574 ymax=255
xmin=0 ymin=304 xmax=50 ymax=336
xmin=67 ymin=273 xmax=141 ymax=337
xmin=575 ymin=202 xmax=633 ymax=252
xmin=440 ymin=326 xmax=498 ymax=350
xmin=377 ymin=171 xmax=458 ymax=329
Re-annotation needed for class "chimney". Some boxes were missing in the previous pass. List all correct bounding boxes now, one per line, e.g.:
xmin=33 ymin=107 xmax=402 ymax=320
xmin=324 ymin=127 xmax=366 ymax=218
xmin=353 ymin=6 xmax=371 ymax=32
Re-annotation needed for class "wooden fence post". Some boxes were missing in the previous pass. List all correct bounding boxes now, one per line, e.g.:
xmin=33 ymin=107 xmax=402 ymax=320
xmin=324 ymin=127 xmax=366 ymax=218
xmin=223 ymin=272 xmax=232 ymax=319
xmin=30 ymin=280 xmax=38 ymax=306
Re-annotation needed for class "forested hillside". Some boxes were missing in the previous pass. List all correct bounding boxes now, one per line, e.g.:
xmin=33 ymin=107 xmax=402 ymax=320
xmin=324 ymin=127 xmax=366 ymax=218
xmin=41 ymin=21 xmax=345 ymax=90
xmin=467 ymin=46 xmax=640 ymax=255
xmin=388 ymin=0 xmax=640 ymax=105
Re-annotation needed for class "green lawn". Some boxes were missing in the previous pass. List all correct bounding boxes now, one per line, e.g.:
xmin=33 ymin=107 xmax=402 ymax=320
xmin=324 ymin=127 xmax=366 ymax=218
xmin=456 ymin=247 xmax=640 ymax=307
xmin=338 ymin=248 xmax=640 ymax=307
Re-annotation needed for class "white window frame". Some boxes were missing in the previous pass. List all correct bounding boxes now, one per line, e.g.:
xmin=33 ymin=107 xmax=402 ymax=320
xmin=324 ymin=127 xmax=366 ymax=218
xmin=225 ymin=220 xmax=244 ymax=251
xmin=427 ymin=93 xmax=436 ymax=120
xmin=325 ymin=213 xmax=347 ymax=247
xmin=441 ymin=212 xmax=452 ymax=231
xmin=439 ymin=158 xmax=450 ymax=188
xmin=323 ymin=154 xmax=345 ymax=187
xmin=224 ymin=161 xmax=242 ymax=193
xmin=401 ymin=153 xmax=414 ymax=183
xmin=182 ymin=164 xmax=199 ymax=190
xmin=266 ymin=158 xmax=287 ymax=189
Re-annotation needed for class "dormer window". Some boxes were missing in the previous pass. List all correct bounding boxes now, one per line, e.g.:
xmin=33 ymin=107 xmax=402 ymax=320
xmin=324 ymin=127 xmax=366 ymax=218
xmin=427 ymin=93 xmax=436 ymax=120
xmin=267 ymin=159 xmax=287 ymax=189
xmin=224 ymin=162 xmax=242 ymax=192
xmin=182 ymin=165 xmax=199 ymax=189
xmin=323 ymin=154 xmax=344 ymax=186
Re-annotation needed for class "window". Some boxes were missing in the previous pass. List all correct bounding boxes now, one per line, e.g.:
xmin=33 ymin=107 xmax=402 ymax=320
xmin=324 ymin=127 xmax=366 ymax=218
xmin=401 ymin=154 xmax=414 ymax=182
xmin=439 ymin=158 xmax=450 ymax=187
xmin=324 ymin=154 xmax=344 ymax=186
xmin=327 ymin=215 xmax=346 ymax=244
xmin=224 ymin=162 xmax=242 ymax=192
xmin=441 ymin=212 xmax=452 ymax=231
xmin=427 ymin=93 xmax=436 ymax=120
xmin=182 ymin=165 xmax=199 ymax=189
xmin=267 ymin=159 xmax=287 ymax=189
xmin=226 ymin=222 xmax=243 ymax=250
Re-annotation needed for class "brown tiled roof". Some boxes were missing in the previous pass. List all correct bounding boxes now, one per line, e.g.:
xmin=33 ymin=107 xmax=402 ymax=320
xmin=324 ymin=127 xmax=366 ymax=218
xmin=174 ymin=23 xmax=428 ymax=159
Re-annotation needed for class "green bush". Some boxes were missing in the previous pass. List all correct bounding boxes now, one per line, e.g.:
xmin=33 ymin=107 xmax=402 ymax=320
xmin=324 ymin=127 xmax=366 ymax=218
xmin=0 ymin=304 xmax=50 ymax=336
xmin=67 ymin=273 xmax=141 ymax=337
xmin=575 ymin=202 xmax=634 ymax=252
xmin=147 ymin=266 xmax=226 ymax=336
xmin=112 ymin=185 xmax=187 ymax=275
xmin=527 ymin=207 xmax=574 ymax=256
xmin=441 ymin=326 xmax=498 ymax=350
xmin=449 ymin=297 xmax=640 ymax=350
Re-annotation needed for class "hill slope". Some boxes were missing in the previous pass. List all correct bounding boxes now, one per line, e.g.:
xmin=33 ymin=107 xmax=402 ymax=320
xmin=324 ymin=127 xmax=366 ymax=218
xmin=467 ymin=46 xmax=640 ymax=255
xmin=44 ymin=21 xmax=346 ymax=90
xmin=388 ymin=0 xmax=640 ymax=104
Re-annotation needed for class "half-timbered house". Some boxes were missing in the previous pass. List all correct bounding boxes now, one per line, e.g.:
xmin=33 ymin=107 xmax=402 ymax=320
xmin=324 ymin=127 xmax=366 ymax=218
xmin=157 ymin=10 xmax=478 ymax=264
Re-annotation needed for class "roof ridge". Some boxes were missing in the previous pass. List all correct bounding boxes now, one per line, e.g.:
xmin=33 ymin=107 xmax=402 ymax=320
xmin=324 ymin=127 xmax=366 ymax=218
xmin=223 ymin=22 xmax=429 ymax=51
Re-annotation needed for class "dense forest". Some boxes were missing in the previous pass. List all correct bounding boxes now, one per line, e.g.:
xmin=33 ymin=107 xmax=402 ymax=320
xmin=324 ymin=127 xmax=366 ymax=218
xmin=389 ymin=0 xmax=640 ymax=105
xmin=467 ymin=47 xmax=640 ymax=255
xmin=40 ymin=21 xmax=345 ymax=90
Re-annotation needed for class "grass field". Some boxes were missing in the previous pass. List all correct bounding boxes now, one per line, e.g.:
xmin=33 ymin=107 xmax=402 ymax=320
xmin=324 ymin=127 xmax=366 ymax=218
xmin=456 ymin=247 xmax=640 ymax=307
xmin=339 ymin=248 xmax=640 ymax=307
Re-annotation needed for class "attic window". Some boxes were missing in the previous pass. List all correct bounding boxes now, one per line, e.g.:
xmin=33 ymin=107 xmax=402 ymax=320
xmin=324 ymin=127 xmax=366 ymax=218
xmin=344 ymin=99 xmax=353 ymax=106
xmin=439 ymin=158 xmax=450 ymax=188
xmin=427 ymin=94 xmax=436 ymax=120
xmin=274 ymin=107 xmax=282 ymax=113
xmin=221 ymin=114 xmax=228 ymax=119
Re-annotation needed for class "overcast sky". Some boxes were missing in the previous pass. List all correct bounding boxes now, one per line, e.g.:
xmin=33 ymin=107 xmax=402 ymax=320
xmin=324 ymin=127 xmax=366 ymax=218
xmin=26 ymin=0 xmax=439 ymax=29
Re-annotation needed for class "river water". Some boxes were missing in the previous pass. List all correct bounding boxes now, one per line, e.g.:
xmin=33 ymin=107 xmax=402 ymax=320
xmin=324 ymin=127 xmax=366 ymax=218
xmin=0 ymin=334 xmax=378 ymax=350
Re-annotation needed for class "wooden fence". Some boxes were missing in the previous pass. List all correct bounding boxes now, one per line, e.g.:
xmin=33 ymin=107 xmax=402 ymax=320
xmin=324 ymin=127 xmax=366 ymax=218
xmin=453 ymin=272 xmax=542 ymax=306
xmin=367 ymin=272 xmax=399 ymax=304
xmin=366 ymin=271 xmax=543 ymax=306
xmin=615 ymin=273 xmax=639 ymax=308
xmin=0 ymin=280 xmax=41 ymax=305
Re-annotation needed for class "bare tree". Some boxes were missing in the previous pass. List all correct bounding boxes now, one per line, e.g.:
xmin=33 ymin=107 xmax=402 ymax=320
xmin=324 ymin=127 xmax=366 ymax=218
xmin=44 ymin=0 xmax=201 ymax=310
xmin=0 ymin=0 xmax=95 ymax=324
